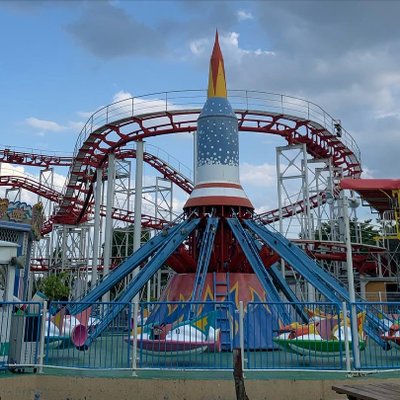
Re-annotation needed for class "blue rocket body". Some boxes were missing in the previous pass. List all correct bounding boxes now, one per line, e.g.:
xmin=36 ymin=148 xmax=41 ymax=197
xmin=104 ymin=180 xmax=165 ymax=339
xmin=184 ymin=97 xmax=253 ymax=209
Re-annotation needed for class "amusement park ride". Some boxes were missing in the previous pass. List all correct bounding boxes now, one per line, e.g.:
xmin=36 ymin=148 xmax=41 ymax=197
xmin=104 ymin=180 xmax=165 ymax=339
xmin=1 ymin=32 xmax=400 ymax=356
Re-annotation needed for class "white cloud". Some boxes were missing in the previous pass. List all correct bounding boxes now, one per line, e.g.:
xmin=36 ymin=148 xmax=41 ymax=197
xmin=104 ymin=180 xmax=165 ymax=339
xmin=237 ymin=10 xmax=254 ymax=21
xmin=0 ymin=164 xmax=26 ymax=178
xmin=77 ymin=110 xmax=94 ymax=119
xmin=52 ymin=172 xmax=67 ymax=192
xmin=0 ymin=164 xmax=66 ymax=201
xmin=25 ymin=117 xmax=66 ymax=132
xmin=68 ymin=121 xmax=86 ymax=131
xmin=222 ymin=32 xmax=275 ymax=59
xmin=113 ymin=90 xmax=133 ymax=103
xmin=108 ymin=90 xmax=181 ymax=120
xmin=189 ymin=32 xmax=275 ymax=62
xmin=359 ymin=166 xmax=376 ymax=179
xmin=25 ymin=117 xmax=86 ymax=135
xmin=240 ymin=162 xmax=276 ymax=187
xmin=189 ymin=38 xmax=208 ymax=55
xmin=172 ymin=197 xmax=188 ymax=214
xmin=0 ymin=165 xmax=40 ymax=205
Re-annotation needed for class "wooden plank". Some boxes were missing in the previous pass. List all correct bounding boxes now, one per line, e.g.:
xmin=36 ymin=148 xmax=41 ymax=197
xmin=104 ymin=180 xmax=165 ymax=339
xmin=332 ymin=383 xmax=400 ymax=400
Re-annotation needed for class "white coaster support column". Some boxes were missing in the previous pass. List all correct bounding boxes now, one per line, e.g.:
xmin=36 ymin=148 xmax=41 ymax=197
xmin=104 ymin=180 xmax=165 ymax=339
xmin=102 ymin=153 xmax=116 ymax=302
xmin=91 ymin=168 xmax=103 ymax=287
xmin=133 ymin=141 xmax=144 ymax=301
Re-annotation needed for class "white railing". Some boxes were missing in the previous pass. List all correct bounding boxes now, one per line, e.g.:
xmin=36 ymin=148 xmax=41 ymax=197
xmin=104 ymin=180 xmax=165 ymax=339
xmin=65 ymin=90 xmax=361 ymax=201
xmin=144 ymin=143 xmax=192 ymax=182
xmin=382 ymin=210 xmax=398 ymax=237
xmin=0 ymin=144 xmax=72 ymax=158
xmin=0 ymin=166 xmax=64 ymax=193
xmin=72 ymin=90 xmax=361 ymax=161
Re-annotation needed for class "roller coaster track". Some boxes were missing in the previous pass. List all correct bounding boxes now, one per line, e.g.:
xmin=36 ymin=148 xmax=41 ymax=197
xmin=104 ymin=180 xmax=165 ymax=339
xmin=0 ymin=147 xmax=73 ymax=167
xmin=0 ymin=90 xmax=362 ymax=229
xmin=0 ymin=146 xmax=193 ymax=234
xmin=0 ymin=175 xmax=166 ymax=234
xmin=0 ymin=147 xmax=193 ymax=193
xmin=4 ymin=173 xmax=387 ymax=274
xmin=0 ymin=147 xmax=328 ymax=226
xmin=0 ymin=175 xmax=62 ymax=202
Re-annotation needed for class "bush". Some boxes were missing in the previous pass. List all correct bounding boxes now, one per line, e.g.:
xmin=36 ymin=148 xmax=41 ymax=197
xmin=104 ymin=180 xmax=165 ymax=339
xmin=39 ymin=273 xmax=70 ymax=301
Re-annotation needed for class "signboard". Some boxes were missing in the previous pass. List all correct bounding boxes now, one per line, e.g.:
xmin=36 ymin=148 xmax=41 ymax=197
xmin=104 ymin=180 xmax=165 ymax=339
xmin=0 ymin=199 xmax=44 ymax=240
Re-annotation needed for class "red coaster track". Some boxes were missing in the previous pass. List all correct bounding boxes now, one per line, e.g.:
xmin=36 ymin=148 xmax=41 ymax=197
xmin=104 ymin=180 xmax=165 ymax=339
xmin=0 ymin=90 xmax=362 ymax=229
xmin=58 ymin=108 xmax=360 ymax=226
xmin=5 ymin=92 xmax=390 ymax=275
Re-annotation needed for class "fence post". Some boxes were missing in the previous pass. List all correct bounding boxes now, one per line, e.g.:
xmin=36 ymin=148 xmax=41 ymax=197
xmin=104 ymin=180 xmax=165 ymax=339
xmin=38 ymin=301 xmax=48 ymax=374
xmin=342 ymin=302 xmax=351 ymax=373
xmin=350 ymin=302 xmax=361 ymax=369
xmin=131 ymin=300 xmax=139 ymax=377
xmin=239 ymin=301 xmax=245 ymax=372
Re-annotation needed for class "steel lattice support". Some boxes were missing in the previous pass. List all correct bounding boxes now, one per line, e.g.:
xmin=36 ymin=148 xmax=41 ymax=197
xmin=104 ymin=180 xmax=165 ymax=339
xmin=275 ymin=144 xmax=346 ymax=299
xmin=276 ymin=144 xmax=312 ymax=238
xmin=49 ymin=223 xmax=92 ymax=298
xmin=32 ymin=168 xmax=55 ymax=274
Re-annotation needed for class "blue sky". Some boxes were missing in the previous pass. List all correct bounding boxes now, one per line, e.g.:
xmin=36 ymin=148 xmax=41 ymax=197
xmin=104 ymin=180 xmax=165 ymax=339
xmin=1 ymin=1 xmax=399 ymax=223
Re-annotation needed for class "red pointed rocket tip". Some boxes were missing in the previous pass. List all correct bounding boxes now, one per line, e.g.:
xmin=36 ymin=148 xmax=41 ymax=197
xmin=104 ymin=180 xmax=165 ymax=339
xmin=208 ymin=30 xmax=227 ymax=98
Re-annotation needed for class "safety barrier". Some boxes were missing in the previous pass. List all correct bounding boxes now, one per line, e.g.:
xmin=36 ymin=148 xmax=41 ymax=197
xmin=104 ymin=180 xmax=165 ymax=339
xmin=45 ymin=301 xmax=132 ymax=369
xmin=356 ymin=302 xmax=400 ymax=370
xmin=0 ymin=302 xmax=42 ymax=371
xmin=245 ymin=302 xmax=344 ymax=370
xmin=2 ymin=300 xmax=400 ymax=372
xmin=135 ymin=301 xmax=236 ymax=370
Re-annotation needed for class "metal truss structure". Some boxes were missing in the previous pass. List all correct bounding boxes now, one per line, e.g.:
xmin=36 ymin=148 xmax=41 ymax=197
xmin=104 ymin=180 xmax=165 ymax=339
xmin=2 ymin=89 xmax=395 ymax=302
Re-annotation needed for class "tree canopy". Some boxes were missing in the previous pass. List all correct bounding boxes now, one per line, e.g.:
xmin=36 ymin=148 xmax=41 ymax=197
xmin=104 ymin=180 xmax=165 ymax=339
xmin=38 ymin=272 xmax=70 ymax=301
xmin=314 ymin=219 xmax=381 ymax=245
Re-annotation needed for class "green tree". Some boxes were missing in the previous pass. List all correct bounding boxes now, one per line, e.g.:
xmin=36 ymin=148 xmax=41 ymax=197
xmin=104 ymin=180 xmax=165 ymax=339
xmin=111 ymin=226 xmax=151 ymax=262
xmin=39 ymin=272 xmax=70 ymax=301
xmin=314 ymin=219 xmax=381 ymax=245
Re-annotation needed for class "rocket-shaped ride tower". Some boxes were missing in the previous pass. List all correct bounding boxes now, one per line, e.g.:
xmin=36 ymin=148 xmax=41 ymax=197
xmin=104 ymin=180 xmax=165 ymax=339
xmin=184 ymin=32 xmax=253 ymax=212
xmin=72 ymin=32 xmax=368 ymax=352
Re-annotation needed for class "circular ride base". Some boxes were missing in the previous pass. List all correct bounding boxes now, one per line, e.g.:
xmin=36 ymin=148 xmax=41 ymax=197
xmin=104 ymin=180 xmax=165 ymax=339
xmin=146 ymin=273 xmax=279 ymax=349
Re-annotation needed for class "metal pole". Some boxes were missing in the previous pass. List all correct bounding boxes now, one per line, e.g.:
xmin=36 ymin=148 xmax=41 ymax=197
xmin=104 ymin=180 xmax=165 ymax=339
xmin=276 ymin=147 xmax=285 ymax=278
xmin=131 ymin=300 xmax=139 ymax=376
xmin=157 ymin=269 xmax=161 ymax=299
xmin=146 ymin=280 xmax=151 ymax=303
xmin=133 ymin=140 xmax=144 ymax=300
xmin=342 ymin=301 xmax=351 ymax=373
xmin=61 ymin=225 xmax=67 ymax=272
xmin=5 ymin=263 xmax=16 ymax=302
xmin=302 ymin=146 xmax=315 ymax=302
xmin=342 ymin=195 xmax=361 ymax=369
xmin=239 ymin=301 xmax=245 ymax=373
xmin=302 ymin=145 xmax=312 ymax=239
xmin=92 ymin=168 xmax=103 ymax=287
xmin=38 ymin=301 xmax=47 ymax=374
xmin=102 ymin=154 xmax=116 ymax=302
xmin=133 ymin=141 xmax=144 ymax=252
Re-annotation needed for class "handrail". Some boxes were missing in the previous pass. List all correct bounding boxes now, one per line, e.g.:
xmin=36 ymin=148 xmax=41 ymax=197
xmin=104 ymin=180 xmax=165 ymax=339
xmin=72 ymin=89 xmax=361 ymax=162
xmin=60 ymin=90 xmax=361 ymax=219
xmin=144 ymin=143 xmax=192 ymax=182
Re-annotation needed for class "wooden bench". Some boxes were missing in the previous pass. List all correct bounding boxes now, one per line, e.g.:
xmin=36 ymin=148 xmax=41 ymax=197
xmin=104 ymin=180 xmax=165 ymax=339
xmin=332 ymin=382 xmax=400 ymax=400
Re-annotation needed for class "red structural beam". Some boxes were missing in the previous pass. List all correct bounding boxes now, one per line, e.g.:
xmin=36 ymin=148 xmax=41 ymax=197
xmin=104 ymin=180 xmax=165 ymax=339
xmin=0 ymin=148 xmax=193 ymax=194
xmin=0 ymin=148 xmax=72 ymax=167
xmin=53 ymin=109 xmax=360 ymax=226
xmin=0 ymin=175 xmax=166 ymax=235
xmin=0 ymin=109 xmax=361 ymax=229
xmin=257 ymin=193 xmax=325 ymax=224
xmin=341 ymin=178 xmax=400 ymax=214
xmin=0 ymin=175 xmax=61 ymax=202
